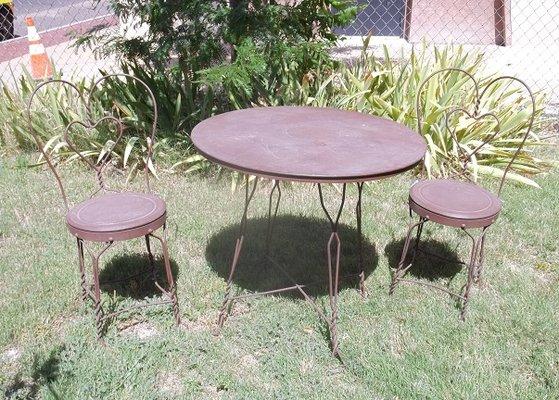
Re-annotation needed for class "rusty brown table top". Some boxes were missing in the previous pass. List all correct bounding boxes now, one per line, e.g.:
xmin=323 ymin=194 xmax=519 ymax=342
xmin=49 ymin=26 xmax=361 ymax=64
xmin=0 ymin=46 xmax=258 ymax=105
xmin=192 ymin=106 xmax=426 ymax=183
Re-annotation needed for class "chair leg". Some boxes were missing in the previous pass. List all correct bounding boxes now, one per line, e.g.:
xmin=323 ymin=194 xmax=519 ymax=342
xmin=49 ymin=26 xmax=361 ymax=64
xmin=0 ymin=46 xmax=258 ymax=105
xmin=411 ymin=217 xmax=425 ymax=263
xmin=473 ymin=234 xmax=486 ymax=285
xmin=389 ymin=217 xmax=426 ymax=295
xmin=145 ymin=234 xmax=157 ymax=282
xmin=146 ymin=227 xmax=181 ymax=326
xmin=460 ymin=230 xmax=486 ymax=321
xmin=86 ymin=242 xmax=114 ymax=341
xmin=90 ymin=250 xmax=104 ymax=341
xmin=160 ymin=225 xmax=181 ymax=326
xmin=77 ymin=238 xmax=87 ymax=303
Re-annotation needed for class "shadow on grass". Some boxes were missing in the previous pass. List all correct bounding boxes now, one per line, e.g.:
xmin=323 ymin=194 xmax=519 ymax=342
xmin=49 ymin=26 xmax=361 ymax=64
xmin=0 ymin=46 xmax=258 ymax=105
xmin=99 ymin=253 xmax=180 ymax=300
xmin=4 ymin=346 xmax=64 ymax=399
xmin=384 ymin=238 xmax=463 ymax=281
xmin=206 ymin=215 xmax=378 ymax=297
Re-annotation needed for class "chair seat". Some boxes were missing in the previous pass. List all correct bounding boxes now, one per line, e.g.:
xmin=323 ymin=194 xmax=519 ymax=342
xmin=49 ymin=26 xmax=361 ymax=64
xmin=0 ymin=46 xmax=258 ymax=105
xmin=66 ymin=192 xmax=167 ymax=242
xmin=409 ymin=179 xmax=502 ymax=228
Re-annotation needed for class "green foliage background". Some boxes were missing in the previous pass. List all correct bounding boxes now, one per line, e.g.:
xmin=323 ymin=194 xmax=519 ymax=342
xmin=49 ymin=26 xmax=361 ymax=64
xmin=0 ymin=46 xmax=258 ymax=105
xmin=0 ymin=1 xmax=554 ymax=187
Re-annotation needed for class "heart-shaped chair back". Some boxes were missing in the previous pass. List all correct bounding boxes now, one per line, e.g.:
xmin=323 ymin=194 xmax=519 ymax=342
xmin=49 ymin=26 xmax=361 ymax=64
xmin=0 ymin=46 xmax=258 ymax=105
xmin=26 ymin=74 xmax=158 ymax=212
xmin=415 ymin=68 xmax=536 ymax=197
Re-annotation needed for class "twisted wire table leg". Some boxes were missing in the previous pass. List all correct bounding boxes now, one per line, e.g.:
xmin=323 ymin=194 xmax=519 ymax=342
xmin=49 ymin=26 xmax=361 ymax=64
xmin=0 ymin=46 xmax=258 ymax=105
xmin=77 ymin=238 xmax=87 ymax=303
xmin=318 ymin=183 xmax=346 ymax=357
xmin=217 ymin=176 xmax=258 ymax=328
xmin=389 ymin=217 xmax=426 ymax=295
xmin=327 ymin=231 xmax=342 ymax=356
xmin=265 ymin=180 xmax=281 ymax=256
xmin=355 ymin=182 xmax=366 ymax=298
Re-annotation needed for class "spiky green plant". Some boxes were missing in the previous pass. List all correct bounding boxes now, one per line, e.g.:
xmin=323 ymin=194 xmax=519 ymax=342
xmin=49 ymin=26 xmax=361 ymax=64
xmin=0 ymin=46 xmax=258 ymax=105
xmin=0 ymin=70 xmax=177 ymax=181
xmin=304 ymin=40 xmax=553 ymax=187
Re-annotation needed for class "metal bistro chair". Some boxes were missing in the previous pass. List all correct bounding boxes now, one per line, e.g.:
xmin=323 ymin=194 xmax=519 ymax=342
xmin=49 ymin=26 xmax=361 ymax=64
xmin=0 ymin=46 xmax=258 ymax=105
xmin=27 ymin=74 xmax=180 ymax=340
xmin=388 ymin=68 xmax=536 ymax=320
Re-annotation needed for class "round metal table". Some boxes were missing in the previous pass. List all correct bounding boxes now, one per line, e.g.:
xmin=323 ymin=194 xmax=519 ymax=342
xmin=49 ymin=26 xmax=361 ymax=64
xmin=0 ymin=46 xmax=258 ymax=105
xmin=192 ymin=106 xmax=426 ymax=356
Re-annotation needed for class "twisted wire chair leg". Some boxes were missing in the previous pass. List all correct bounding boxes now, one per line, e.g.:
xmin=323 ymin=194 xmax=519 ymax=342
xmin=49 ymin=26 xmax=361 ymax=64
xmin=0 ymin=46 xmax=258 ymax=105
xmin=145 ymin=234 xmax=157 ymax=282
xmin=148 ymin=227 xmax=181 ymax=326
xmin=77 ymin=238 xmax=87 ymax=303
xmin=460 ymin=233 xmax=482 ymax=321
xmin=91 ymin=252 xmax=104 ymax=341
xmin=389 ymin=218 xmax=425 ymax=295
xmin=411 ymin=218 xmax=425 ymax=263
xmin=160 ymin=226 xmax=180 ymax=326
xmin=474 ymin=233 xmax=486 ymax=285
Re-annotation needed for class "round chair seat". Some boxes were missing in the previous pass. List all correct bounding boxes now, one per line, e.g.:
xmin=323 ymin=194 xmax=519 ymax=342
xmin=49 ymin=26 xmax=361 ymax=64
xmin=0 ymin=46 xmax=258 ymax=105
xmin=409 ymin=179 xmax=502 ymax=228
xmin=66 ymin=192 xmax=167 ymax=242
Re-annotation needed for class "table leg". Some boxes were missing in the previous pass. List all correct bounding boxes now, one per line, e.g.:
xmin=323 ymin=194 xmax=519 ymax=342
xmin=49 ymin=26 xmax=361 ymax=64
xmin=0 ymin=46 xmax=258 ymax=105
xmin=318 ymin=183 xmax=347 ymax=357
xmin=355 ymin=182 xmax=366 ymax=298
xmin=217 ymin=175 xmax=258 ymax=328
xmin=265 ymin=180 xmax=281 ymax=255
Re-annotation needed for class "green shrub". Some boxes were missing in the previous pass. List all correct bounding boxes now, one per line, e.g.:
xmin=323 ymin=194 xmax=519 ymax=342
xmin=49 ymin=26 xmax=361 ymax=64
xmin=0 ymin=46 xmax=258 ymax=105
xmin=77 ymin=0 xmax=357 ymax=89
xmin=198 ymin=38 xmax=336 ymax=109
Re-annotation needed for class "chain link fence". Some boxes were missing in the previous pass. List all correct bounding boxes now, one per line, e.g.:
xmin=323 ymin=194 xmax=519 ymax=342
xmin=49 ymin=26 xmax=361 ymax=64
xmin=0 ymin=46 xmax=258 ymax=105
xmin=336 ymin=0 xmax=559 ymax=106
xmin=0 ymin=0 xmax=117 ymax=85
xmin=1 ymin=1 xmax=558 ymax=107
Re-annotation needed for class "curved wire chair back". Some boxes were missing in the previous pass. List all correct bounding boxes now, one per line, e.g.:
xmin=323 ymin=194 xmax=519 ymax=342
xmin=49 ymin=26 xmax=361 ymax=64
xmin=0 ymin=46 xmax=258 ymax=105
xmin=415 ymin=68 xmax=536 ymax=197
xmin=26 ymin=74 xmax=158 ymax=212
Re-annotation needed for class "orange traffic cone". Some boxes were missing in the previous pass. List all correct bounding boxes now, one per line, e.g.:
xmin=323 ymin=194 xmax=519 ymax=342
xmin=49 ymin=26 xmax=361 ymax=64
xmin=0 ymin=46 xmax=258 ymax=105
xmin=26 ymin=17 xmax=53 ymax=80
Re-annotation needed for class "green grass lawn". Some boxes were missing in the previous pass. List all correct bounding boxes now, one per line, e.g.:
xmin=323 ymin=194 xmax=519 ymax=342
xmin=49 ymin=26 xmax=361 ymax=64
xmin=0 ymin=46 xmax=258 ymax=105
xmin=0 ymin=157 xmax=558 ymax=399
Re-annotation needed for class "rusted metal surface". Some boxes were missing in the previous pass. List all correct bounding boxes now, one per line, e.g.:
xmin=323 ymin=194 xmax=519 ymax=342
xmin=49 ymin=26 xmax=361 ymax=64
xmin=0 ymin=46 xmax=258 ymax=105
xmin=66 ymin=192 xmax=167 ymax=242
xmin=194 ymin=106 xmax=426 ymax=357
xmin=409 ymin=180 xmax=501 ymax=228
xmin=192 ymin=106 xmax=426 ymax=183
xmin=390 ymin=69 xmax=536 ymax=320
xmin=27 ymin=74 xmax=180 ymax=340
